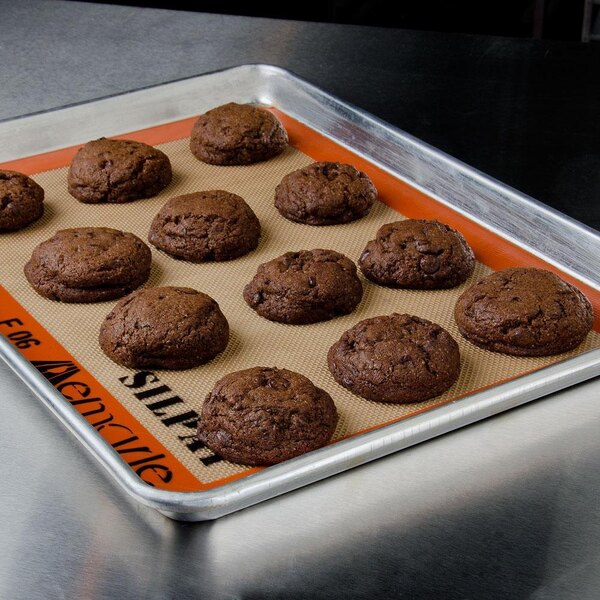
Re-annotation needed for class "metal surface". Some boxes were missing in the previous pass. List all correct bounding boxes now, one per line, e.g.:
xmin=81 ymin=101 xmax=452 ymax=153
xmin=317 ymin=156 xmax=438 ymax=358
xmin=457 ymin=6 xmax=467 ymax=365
xmin=1 ymin=65 xmax=599 ymax=521
xmin=4 ymin=1 xmax=600 ymax=234
xmin=2 ymin=356 xmax=600 ymax=599
xmin=2 ymin=1 xmax=600 ymax=596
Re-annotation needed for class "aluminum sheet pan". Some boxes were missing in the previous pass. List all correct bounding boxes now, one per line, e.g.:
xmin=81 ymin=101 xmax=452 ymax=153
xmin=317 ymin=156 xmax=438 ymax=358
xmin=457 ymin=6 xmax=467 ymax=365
xmin=1 ymin=64 xmax=599 ymax=521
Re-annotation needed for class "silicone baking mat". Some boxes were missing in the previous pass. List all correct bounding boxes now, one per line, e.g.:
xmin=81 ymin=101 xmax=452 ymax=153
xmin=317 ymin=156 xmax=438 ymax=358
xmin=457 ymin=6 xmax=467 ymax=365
xmin=1 ymin=110 xmax=599 ymax=492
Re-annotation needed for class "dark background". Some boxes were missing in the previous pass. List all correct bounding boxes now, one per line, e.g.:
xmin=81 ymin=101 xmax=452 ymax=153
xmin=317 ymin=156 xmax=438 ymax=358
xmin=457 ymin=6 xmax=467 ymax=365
xmin=74 ymin=0 xmax=586 ymax=40
xmin=23 ymin=1 xmax=600 ymax=231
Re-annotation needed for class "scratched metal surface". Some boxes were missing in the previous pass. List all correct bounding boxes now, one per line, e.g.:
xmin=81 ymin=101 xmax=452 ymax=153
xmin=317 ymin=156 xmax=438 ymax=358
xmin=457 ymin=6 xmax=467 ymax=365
xmin=1 ymin=2 xmax=600 ymax=597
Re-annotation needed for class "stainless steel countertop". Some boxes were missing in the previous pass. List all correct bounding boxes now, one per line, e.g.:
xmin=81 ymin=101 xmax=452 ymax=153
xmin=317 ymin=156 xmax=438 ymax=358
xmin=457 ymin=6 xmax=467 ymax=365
xmin=1 ymin=2 xmax=599 ymax=598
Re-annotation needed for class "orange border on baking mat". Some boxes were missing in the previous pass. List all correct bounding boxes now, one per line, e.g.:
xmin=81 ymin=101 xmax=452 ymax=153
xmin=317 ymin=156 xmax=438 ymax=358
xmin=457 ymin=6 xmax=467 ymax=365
xmin=4 ymin=110 xmax=598 ymax=327
xmin=0 ymin=117 xmax=198 ymax=175
xmin=1 ymin=109 xmax=598 ymax=494
xmin=0 ymin=287 xmax=259 ymax=492
xmin=273 ymin=109 xmax=600 ymax=329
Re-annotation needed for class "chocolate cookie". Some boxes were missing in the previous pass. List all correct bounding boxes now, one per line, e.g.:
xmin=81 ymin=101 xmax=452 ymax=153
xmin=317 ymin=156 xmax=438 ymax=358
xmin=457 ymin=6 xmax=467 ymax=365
xmin=148 ymin=190 xmax=260 ymax=262
xmin=24 ymin=227 xmax=151 ymax=303
xmin=328 ymin=314 xmax=461 ymax=403
xmin=197 ymin=367 xmax=338 ymax=465
xmin=68 ymin=137 xmax=172 ymax=203
xmin=99 ymin=286 xmax=229 ymax=369
xmin=0 ymin=170 xmax=44 ymax=231
xmin=190 ymin=102 xmax=288 ymax=165
xmin=454 ymin=267 xmax=593 ymax=356
xmin=359 ymin=219 xmax=475 ymax=289
xmin=274 ymin=162 xmax=377 ymax=225
xmin=243 ymin=249 xmax=363 ymax=324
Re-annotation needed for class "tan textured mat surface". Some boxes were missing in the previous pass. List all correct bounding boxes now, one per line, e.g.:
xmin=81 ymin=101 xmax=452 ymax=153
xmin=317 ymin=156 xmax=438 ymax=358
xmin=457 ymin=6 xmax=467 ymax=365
xmin=2 ymin=134 xmax=599 ymax=487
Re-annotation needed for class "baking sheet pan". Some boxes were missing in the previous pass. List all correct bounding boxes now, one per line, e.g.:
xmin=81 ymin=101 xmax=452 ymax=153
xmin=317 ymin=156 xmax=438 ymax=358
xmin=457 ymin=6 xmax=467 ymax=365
xmin=1 ymin=64 xmax=599 ymax=520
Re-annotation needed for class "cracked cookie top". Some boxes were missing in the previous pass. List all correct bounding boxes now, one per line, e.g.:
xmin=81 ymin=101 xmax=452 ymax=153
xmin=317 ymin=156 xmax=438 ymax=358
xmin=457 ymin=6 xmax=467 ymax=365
xmin=274 ymin=161 xmax=377 ymax=225
xmin=243 ymin=248 xmax=363 ymax=324
xmin=99 ymin=286 xmax=229 ymax=369
xmin=189 ymin=102 xmax=288 ymax=166
xmin=148 ymin=190 xmax=260 ymax=262
xmin=67 ymin=137 xmax=172 ymax=203
xmin=24 ymin=227 xmax=151 ymax=303
xmin=197 ymin=366 xmax=338 ymax=465
xmin=454 ymin=267 xmax=593 ymax=356
xmin=328 ymin=313 xmax=461 ymax=403
xmin=0 ymin=169 xmax=44 ymax=231
xmin=359 ymin=219 xmax=475 ymax=289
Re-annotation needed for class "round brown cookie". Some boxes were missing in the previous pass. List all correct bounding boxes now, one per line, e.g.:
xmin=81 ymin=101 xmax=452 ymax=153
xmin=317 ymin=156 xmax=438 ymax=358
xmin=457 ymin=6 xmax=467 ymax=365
xmin=328 ymin=314 xmax=461 ymax=403
xmin=24 ymin=227 xmax=151 ymax=303
xmin=99 ymin=286 xmax=229 ymax=369
xmin=197 ymin=367 xmax=338 ymax=465
xmin=0 ymin=170 xmax=44 ymax=232
xmin=454 ymin=267 xmax=593 ymax=356
xmin=274 ymin=161 xmax=377 ymax=226
xmin=67 ymin=137 xmax=172 ymax=203
xmin=359 ymin=219 xmax=475 ymax=289
xmin=148 ymin=190 xmax=260 ymax=262
xmin=243 ymin=249 xmax=363 ymax=324
xmin=189 ymin=102 xmax=288 ymax=165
